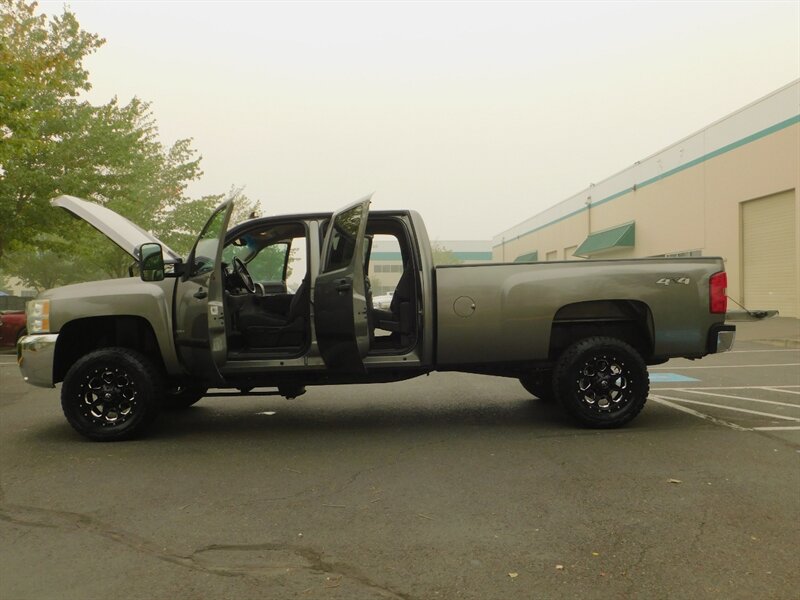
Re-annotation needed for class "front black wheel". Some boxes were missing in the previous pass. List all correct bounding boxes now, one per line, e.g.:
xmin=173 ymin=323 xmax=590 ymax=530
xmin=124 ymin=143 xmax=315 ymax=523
xmin=553 ymin=337 xmax=649 ymax=428
xmin=61 ymin=347 xmax=161 ymax=441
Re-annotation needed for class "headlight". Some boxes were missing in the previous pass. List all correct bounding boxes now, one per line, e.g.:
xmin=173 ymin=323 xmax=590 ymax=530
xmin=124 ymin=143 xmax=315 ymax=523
xmin=27 ymin=299 xmax=50 ymax=334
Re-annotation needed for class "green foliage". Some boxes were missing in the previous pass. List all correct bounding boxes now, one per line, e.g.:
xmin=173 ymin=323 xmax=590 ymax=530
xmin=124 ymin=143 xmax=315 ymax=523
xmin=431 ymin=242 xmax=463 ymax=266
xmin=0 ymin=0 xmax=105 ymax=258
xmin=0 ymin=1 xmax=255 ymax=288
xmin=2 ymin=245 xmax=107 ymax=291
xmin=245 ymin=245 xmax=289 ymax=282
xmin=228 ymin=187 xmax=261 ymax=227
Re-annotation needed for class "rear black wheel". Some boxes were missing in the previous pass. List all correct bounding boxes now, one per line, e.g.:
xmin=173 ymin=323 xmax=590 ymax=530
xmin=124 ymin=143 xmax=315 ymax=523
xmin=61 ymin=347 xmax=161 ymax=441
xmin=553 ymin=337 xmax=649 ymax=428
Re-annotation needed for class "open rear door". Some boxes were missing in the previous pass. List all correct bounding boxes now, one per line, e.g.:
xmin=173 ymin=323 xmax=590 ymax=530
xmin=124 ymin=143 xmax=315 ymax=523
xmin=314 ymin=195 xmax=372 ymax=371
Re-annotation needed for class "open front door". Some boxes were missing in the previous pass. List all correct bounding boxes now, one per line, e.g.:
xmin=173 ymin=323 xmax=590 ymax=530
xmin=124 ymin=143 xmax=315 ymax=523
xmin=174 ymin=199 xmax=234 ymax=383
xmin=314 ymin=195 xmax=372 ymax=371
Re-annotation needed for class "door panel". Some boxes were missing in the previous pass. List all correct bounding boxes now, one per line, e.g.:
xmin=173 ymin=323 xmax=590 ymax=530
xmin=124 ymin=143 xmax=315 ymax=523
xmin=314 ymin=196 xmax=371 ymax=370
xmin=174 ymin=199 xmax=234 ymax=382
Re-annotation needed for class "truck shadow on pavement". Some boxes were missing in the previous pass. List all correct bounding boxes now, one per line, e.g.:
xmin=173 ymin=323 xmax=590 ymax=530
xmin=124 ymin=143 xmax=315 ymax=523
xmin=149 ymin=394 xmax=676 ymax=441
xmin=24 ymin=394 xmax=682 ymax=443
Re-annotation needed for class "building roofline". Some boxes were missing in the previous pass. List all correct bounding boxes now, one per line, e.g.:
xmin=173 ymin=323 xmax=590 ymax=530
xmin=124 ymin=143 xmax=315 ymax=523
xmin=493 ymin=79 xmax=800 ymax=247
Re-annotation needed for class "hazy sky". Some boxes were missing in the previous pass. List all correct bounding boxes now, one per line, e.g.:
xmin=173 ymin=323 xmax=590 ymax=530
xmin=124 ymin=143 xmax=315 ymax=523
xmin=40 ymin=1 xmax=800 ymax=240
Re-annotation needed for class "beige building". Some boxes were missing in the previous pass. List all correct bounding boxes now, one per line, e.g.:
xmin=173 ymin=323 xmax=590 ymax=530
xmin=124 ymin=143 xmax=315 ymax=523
xmin=493 ymin=80 xmax=800 ymax=317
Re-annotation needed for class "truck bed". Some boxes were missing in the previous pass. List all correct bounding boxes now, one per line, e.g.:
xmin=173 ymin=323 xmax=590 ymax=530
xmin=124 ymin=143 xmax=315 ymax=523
xmin=434 ymin=257 xmax=726 ymax=366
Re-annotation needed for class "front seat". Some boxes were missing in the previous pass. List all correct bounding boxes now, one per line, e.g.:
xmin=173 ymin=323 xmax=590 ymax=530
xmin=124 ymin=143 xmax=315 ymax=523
xmin=238 ymin=277 xmax=309 ymax=348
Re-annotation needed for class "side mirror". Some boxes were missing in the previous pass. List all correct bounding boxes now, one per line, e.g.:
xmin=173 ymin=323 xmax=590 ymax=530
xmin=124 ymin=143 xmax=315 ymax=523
xmin=140 ymin=243 xmax=165 ymax=282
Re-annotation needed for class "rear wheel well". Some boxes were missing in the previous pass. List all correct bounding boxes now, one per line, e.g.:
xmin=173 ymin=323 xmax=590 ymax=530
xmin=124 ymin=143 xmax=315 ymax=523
xmin=53 ymin=316 xmax=164 ymax=384
xmin=549 ymin=300 xmax=654 ymax=362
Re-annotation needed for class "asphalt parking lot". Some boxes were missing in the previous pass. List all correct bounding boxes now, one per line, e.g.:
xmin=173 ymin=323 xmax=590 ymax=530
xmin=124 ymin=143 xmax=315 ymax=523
xmin=649 ymin=318 xmax=800 ymax=442
xmin=1 ymin=319 xmax=798 ymax=600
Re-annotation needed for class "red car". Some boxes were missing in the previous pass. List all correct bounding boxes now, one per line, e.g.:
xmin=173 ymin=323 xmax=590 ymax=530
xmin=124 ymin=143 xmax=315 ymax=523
xmin=0 ymin=310 xmax=27 ymax=347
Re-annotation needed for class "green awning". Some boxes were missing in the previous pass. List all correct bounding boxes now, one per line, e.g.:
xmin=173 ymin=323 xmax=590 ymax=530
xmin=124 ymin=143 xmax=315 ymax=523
xmin=574 ymin=222 xmax=635 ymax=257
xmin=514 ymin=251 xmax=538 ymax=262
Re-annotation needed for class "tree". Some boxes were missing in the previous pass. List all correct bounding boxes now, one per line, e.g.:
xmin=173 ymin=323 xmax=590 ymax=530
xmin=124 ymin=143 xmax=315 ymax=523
xmin=0 ymin=1 xmax=254 ymax=286
xmin=0 ymin=0 xmax=104 ymax=260
xmin=228 ymin=187 xmax=261 ymax=227
xmin=221 ymin=189 xmax=296 ymax=283
xmin=431 ymin=242 xmax=463 ymax=266
xmin=2 ymin=246 xmax=106 ymax=291
xmin=60 ymin=97 xmax=211 ymax=278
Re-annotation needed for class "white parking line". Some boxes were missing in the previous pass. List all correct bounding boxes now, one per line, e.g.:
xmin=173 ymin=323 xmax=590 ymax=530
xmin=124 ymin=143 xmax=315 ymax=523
xmin=682 ymin=389 xmax=800 ymax=408
xmin=759 ymin=387 xmax=800 ymax=395
xmin=654 ymin=385 xmax=800 ymax=391
xmin=752 ymin=426 xmax=800 ymax=431
xmin=650 ymin=363 xmax=800 ymax=369
xmin=730 ymin=349 xmax=800 ymax=353
xmin=650 ymin=395 xmax=749 ymax=431
xmin=654 ymin=395 xmax=800 ymax=421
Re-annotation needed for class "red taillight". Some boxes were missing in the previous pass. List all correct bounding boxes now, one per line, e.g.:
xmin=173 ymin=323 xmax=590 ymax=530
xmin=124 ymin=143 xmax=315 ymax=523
xmin=710 ymin=271 xmax=727 ymax=314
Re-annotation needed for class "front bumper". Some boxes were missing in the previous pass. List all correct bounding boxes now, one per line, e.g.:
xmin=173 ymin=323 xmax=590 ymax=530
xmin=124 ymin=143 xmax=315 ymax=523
xmin=17 ymin=334 xmax=59 ymax=388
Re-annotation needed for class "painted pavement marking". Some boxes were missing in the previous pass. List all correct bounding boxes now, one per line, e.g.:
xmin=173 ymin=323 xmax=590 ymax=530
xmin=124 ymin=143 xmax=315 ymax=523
xmin=649 ymin=373 xmax=699 ymax=383
xmin=650 ymin=363 xmax=800 ymax=370
xmin=759 ymin=386 xmax=800 ymax=395
xmin=652 ymin=395 xmax=800 ymax=421
xmin=752 ymin=426 xmax=800 ymax=431
xmin=730 ymin=349 xmax=800 ymax=353
xmin=650 ymin=395 xmax=749 ymax=431
xmin=654 ymin=385 xmax=799 ymax=391
xmin=681 ymin=388 xmax=800 ymax=408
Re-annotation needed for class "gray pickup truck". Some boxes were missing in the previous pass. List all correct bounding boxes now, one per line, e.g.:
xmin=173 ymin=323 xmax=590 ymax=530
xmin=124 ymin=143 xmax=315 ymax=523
xmin=18 ymin=195 xmax=735 ymax=440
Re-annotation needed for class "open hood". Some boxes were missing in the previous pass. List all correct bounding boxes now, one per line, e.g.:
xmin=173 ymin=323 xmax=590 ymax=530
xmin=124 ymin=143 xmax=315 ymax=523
xmin=52 ymin=195 xmax=180 ymax=260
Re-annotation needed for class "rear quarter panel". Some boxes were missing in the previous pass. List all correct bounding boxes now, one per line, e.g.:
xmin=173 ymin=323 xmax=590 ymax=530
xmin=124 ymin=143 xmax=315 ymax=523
xmin=434 ymin=258 xmax=725 ymax=366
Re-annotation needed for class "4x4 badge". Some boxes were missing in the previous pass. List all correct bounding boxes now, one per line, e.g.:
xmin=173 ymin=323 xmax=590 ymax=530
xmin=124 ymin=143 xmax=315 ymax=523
xmin=656 ymin=277 xmax=691 ymax=286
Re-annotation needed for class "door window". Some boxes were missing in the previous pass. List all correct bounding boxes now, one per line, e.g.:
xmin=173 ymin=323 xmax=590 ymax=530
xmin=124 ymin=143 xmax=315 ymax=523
xmin=191 ymin=206 xmax=229 ymax=276
xmin=223 ymin=242 xmax=290 ymax=282
xmin=222 ymin=232 xmax=308 ymax=291
xmin=323 ymin=203 xmax=365 ymax=273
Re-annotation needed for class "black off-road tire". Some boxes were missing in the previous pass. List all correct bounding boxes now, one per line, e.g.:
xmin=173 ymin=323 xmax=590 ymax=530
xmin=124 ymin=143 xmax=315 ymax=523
xmin=519 ymin=371 xmax=554 ymax=401
xmin=61 ymin=347 xmax=162 ymax=441
xmin=162 ymin=384 xmax=208 ymax=410
xmin=553 ymin=337 xmax=649 ymax=428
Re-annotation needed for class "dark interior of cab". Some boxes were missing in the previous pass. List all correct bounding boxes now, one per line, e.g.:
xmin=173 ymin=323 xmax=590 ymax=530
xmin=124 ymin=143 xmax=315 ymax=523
xmin=222 ymin=217 xmax=418 ymax=358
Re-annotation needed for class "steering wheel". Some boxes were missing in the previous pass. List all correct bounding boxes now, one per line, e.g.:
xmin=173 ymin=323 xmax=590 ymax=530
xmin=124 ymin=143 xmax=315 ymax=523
xmin=232 ymin=257 xmax=256 ymax=294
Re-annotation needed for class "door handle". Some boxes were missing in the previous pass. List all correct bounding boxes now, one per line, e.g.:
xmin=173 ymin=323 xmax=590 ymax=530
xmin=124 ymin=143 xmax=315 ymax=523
xmin=194 ymin=289 xmax=208 ymax=299
xmin=335 ymin=282 xmax=351 ymax=293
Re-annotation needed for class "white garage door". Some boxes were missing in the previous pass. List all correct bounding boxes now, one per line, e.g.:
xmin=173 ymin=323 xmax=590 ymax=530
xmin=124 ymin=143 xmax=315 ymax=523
xmin=742 ymin=190 xmax=798 ymax=317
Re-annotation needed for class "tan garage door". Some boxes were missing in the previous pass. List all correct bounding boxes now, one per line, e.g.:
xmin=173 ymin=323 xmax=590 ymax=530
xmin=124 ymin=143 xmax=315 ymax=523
xmin=742 ymin=190 xmax=798 ymax=317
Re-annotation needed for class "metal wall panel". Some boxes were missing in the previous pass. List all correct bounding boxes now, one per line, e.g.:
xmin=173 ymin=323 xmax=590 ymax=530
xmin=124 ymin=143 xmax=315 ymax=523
xmin=742 ymin=190 xmax=798 ymax=317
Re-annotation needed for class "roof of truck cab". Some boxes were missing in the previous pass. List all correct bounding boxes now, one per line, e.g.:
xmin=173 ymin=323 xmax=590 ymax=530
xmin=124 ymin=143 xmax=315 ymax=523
xmin=226 ymin=209 xmax=414 ymax=235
